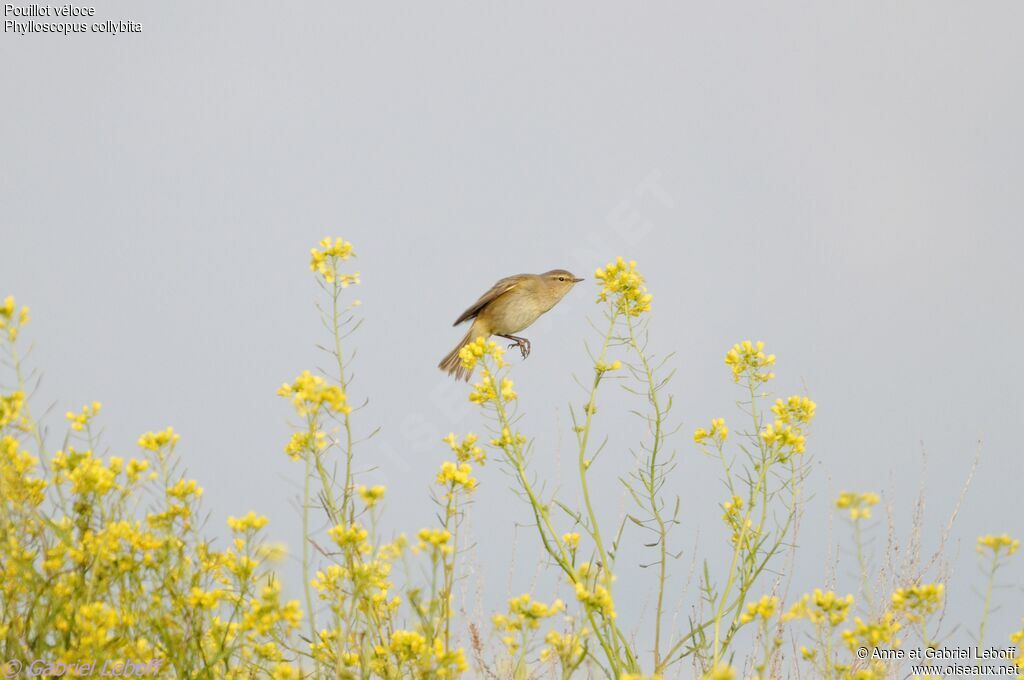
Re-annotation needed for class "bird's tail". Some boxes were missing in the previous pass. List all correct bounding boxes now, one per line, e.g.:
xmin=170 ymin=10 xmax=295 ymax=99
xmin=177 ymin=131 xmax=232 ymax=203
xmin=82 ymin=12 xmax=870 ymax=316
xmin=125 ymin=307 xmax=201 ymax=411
xmin=439 ymin=323 xmax=486 ymax=382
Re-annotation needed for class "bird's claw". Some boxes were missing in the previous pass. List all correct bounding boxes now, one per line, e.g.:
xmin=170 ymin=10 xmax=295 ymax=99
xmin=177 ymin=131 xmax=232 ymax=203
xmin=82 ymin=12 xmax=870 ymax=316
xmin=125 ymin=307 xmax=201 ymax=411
xmin=506 ymin=339 xmax=531 ymax=359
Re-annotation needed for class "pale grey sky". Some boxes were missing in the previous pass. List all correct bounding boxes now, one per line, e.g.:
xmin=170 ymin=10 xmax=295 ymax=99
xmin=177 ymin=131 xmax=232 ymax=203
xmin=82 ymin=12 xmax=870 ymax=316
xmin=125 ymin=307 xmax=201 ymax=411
xmin=3 ymin=0 xmax=1022 ymax=667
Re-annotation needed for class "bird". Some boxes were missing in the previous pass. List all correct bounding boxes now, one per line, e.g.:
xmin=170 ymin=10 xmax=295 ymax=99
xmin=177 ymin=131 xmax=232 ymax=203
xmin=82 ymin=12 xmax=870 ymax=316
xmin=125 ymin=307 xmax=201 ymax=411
xmin=438 ymin=269 xmax=585 ymax=381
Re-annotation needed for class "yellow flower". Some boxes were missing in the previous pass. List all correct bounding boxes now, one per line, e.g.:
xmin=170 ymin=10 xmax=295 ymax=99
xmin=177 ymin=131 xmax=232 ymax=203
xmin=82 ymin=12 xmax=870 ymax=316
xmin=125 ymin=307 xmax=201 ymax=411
xmin=702 ymin=664 xmax=735 ymax=680
xmin=562 ymin=532 xmax=581 ymax=550
xmin=228 ymin=511 xmax=270 ymax=532
xmin=277 ymin=370 xmax=350 ymax=416
xmin=759 ymin=419 xmax=808 ymax=460
xmin=389 ymin=629 xmax=428 ymax=661
xmin=458 ymin=336 xmax=507 ymax=371
xmin=272 ymin=664 xmax=299 ymax=680
xmin=721 ymin=495 xmax=755 ymax=547
xmin=357 ymin=484 xmax=386 ymax=507
xmin=442 ymin=432 xmax=486 ymax=465
xmin=1 ymin=435 xmax=46 ymax=506
xmin=835 ymin=491 xmax=881 ymax=521
xmin=739 ymin=594 xmax=779 ymax=624
xmin=493 ymin=594 xmax=565 ymax=635
xmin=772 ymin=395 xmax=816 ymax=424
xmin=574 ymin=581 xmax=616 ymax=620
xmin=543 ymin=629 xmax=586 ymax=666
xmin=724 ymin=340 xmax=776 ymax=384
xmin=842 ymin=612 xmax=902 ymax=651
xmin=417 ymin=528 xmax=453 ymax=554
xmin=436 ymin=461 xmax=477 ymax=494
xmin=891 ymin=583 xmax=944 ymax=623
xmin=0 ymin=391 xmax=27 ymax=429
xmin=125 ymin=458 xmax=149 ymax=482
xmin=596 ymin=359 xmax=622 ymax=373
xmin=137 ymin=426 xmax=180 ymax=451
xmin=694 ymin=417 xmax=728 ymax=445
xmin=595 ymin=257 xmax=652 ymax=316
xmin=65 ymin=401 xmax=102 ymax=432
xmin=328 ymin=523 xmax=369 ymax=549
xmin=0 ymin=295 xmax=30 ymax=341
xmin=309 ymin=237 xmax=357 ymax=284
xmin=284 ymin=429 xmax=327 ymax=460
xmin=167 ymin=478 xmax=203 ymax=500
xmin=783 ymin=589 xmax=854 ymax=627
xmin=490 ymin=426 xmax=525 ymax=449
xmin=976 ymin=533 xmax=1020 ymax=557
xmin=1010 ymin=620 xmax=1024 ymax=673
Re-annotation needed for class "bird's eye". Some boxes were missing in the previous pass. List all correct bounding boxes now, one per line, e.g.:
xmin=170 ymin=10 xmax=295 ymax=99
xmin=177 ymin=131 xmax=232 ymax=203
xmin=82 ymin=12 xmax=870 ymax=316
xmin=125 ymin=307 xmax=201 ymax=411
xmin=558 ymin=276 xmax=565 ymax=281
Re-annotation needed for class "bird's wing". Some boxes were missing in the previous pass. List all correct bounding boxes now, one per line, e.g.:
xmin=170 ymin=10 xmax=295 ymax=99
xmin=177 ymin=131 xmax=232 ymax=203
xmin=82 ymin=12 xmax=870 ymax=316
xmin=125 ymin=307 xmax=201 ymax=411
xmin=453 ymin=275 xmax=523 ymax=326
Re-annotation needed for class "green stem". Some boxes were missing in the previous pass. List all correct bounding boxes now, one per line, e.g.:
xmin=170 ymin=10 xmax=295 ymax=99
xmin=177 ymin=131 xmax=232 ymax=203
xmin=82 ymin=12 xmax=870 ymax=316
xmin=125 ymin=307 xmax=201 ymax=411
xmin=330 ymin=276 xmax=355 ymax=522
xmin=624 ymin=315 xmax=669 ymax=673
xmin=978 ymin=553 xmax=999 ymax=648
xmin=302 ymin=449 xmax=319 ymax=675
xmin=487 ymin=367 xmax=625 ymax=677
xmin=854 ymin=520 xmax=873 ymax=612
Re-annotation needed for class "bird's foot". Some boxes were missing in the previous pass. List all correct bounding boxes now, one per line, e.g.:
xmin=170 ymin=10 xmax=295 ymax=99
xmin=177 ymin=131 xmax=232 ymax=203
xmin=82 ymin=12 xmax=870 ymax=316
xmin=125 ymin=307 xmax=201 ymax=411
xmin=501 ymin=335 xmax=531 ymax=359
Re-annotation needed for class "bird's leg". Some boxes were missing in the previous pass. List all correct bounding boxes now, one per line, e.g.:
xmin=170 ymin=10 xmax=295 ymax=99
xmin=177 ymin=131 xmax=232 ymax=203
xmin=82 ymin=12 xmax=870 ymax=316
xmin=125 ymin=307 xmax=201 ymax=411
xmin=498 ymin=334 xmax=531 ymax=359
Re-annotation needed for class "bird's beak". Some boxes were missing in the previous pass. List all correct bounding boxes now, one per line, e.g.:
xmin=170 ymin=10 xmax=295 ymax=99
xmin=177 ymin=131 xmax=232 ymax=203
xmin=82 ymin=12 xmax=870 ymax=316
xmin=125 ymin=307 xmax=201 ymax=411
xmin=572 ymin=277 xmax=585 ymax=283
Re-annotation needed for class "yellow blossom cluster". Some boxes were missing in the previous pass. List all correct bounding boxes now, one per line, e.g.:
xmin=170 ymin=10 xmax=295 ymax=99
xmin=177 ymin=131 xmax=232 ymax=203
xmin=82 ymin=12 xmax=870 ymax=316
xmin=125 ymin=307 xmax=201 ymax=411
xmin=1010 ymin=620 xmax=1023 ymax=675
xmin=739 ymin=594 xmax=779 ymax=624
xmin=890 ymin=583 xmax=944 ymax=623
xmin=357 ymin=484 xmax=386 ymax=507
xmin=724 ymin=340 xmax=776 ymax=384
xmin=759 ymin=419 xmax=807 ymax=461
xmin=51 ymin=447 xmax=119 ymax=496
xmin=977 ymin=533 xmax=1020 ymax=557
xmin=595 ymin=257 xmax=652 ymax=316
xmin=1 ymin=392 xmax=303 ymax=677
xmin=835 ymin=491 xmax=881 ymax=521
xmin=137 ymin=426 xmax=180 ymax=451
xmin=65 ymin=401 xmax=102 ymax=431
xmin=283 ymin=429 xmax=327 ymax=460
xmin=721 ymin=494 xmax=755 ymax=547
xmin=756 ymin=395 xmax=816 ymax=461
xmin=329 ymin=522 xmax=370 ymax=550
xmin=498 ymin=594 xmax=565 ymax=631
xmin=490 ymin=426 xmax=526 ymax=450
xmin=374 ymin=630 xmax=467 ymax=677
xmin=493 ymin=594 xmax=566 ymax=652
xmin=468 ymin=369 xmax=517 ymax=405
xmin=309 ymin=237 xmax=359 ymax=286
xmin=442 ymin=432 xmax=486 ymax=465
xmin=595 ymin=358 xmax=622 ymax=373
xmin=572 ymin=563 xmax=617 ymax=621
xmin=702 ymin=665 xmax=736 ymax=680
xmin=228 ymin=511 xmax=270 ymax=532
xmin=541 ymin=628 xmax=587 ymax=668
xmin=0 ymin=295 xmax=30 ymax=341
xmin=416 ymin=527 xmax=453 ymax=555
xmin=693 ymin=417 xmax=728 ymax=446
xmin=1 ymin=435 xmax=46 ymax=506
xmin=783 ymin=589 xmax=855 ymax=627
xmin=841 ymin=612 xmax=902 ymax=651
xmin=277 ymin=370 xmax=351 ymax=416
xmin=458 ymin=336 xmax=507 ymax=372
xmin=1 ymin=390 xmax=28 ymax=430
xmin=771 ymin=395 xmax=816 ymax=424
xmin=436 ymin=461 xmax=477 ymax=494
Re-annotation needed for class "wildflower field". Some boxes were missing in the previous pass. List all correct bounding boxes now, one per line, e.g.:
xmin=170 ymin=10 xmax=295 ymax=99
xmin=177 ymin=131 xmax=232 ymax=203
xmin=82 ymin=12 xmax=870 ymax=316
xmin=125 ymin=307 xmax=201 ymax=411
xmin=1 ymin=239 xmax=1020 ymax=679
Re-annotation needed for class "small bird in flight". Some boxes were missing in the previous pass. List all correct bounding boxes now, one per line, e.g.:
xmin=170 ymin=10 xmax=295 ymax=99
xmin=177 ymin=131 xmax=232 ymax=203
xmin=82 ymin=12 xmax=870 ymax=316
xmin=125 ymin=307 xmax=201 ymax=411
xmin=439 ymin=269 xmax=584 ymax=381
